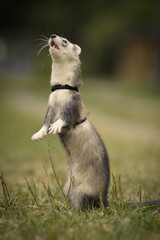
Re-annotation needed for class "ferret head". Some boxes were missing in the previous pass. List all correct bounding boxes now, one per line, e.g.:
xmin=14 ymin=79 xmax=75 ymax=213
xmin=48 ymin=34 xmax=81 ymax=61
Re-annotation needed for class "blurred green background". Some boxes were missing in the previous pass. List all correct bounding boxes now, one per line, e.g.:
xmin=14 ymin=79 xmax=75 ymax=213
xmin=1 ymin=2 xmax=160 ymax=240
xmin=0 ymin=0 xmax=160 ymax=197
xmin=0 ymin=0 xmax=160 ymax=79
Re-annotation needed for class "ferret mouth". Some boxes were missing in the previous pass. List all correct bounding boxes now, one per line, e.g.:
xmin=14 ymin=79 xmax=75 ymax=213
xmin=50 ymin=40 xmax=59 ymax=50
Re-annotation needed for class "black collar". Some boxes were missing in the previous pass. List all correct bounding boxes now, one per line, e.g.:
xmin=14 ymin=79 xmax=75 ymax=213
xmin=51 ymin=84 xmax=78 ymax=93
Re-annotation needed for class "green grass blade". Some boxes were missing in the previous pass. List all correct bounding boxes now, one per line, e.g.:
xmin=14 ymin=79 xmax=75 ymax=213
xmin=47 ymin=136 xmax=66 ymax=199
xmin=25 ymin=178 xmax=40 ymax=207
xmin=0 ymin=171 xmax=11 ymax=205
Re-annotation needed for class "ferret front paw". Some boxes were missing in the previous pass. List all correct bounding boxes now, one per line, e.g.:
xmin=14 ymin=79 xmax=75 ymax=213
xmin=49 ymin=119 xmax=64 ymax=135
xmin=31 ymin=128 xmax=47 ymax=141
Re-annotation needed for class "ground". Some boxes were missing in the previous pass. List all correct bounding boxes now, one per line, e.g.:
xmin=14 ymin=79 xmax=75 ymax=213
xmin=0 ymin=75 xmax=160 ymax=240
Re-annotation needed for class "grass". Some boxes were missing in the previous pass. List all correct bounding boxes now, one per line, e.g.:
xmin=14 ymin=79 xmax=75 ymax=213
xmin=0 ymin=75 xmax=160 ymax=240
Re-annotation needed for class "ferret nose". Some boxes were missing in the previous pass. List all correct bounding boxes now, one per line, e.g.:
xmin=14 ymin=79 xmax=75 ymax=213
xmin=51 ymin=34 xmax=57 ymax=39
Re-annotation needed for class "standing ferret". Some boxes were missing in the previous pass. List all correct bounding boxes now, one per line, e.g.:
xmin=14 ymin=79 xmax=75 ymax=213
xmin=31 ymin=34 xmax=110 ymax=209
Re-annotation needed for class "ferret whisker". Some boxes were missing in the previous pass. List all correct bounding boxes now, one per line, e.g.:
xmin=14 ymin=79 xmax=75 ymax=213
xmin=42 ymin=35 xmax=49 ymax=40
xmin=37 ymin=43 xmax=48 ymax=56
xmin=34 ymin=39 xmax=48 ymax=44
xmin=35 ymin=42 xmax=48 ymax=47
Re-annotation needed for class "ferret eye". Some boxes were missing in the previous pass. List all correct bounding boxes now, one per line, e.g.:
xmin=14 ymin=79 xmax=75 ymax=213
xmin=62 ymin=39 xmax=68 ymax=45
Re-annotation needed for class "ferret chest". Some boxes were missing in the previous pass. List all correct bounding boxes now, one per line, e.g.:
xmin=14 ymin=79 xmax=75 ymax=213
xmin=49 ymin=90 xmax=73 ymax=112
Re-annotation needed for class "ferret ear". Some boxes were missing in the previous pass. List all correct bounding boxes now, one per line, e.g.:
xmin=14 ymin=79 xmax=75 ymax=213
xmin=73 ymin=44 xmax=81 ymax=55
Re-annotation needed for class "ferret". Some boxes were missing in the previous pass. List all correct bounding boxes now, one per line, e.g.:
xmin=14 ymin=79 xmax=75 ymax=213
xmin=31 ymin=34 xmax=110 ymax=209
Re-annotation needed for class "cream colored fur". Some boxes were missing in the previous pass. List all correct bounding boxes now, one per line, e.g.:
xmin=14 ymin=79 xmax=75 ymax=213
xmin=62 ymin=120 xmax=108 ymax=208
xmin=32 ymin=35 xmax=110 ymax=209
